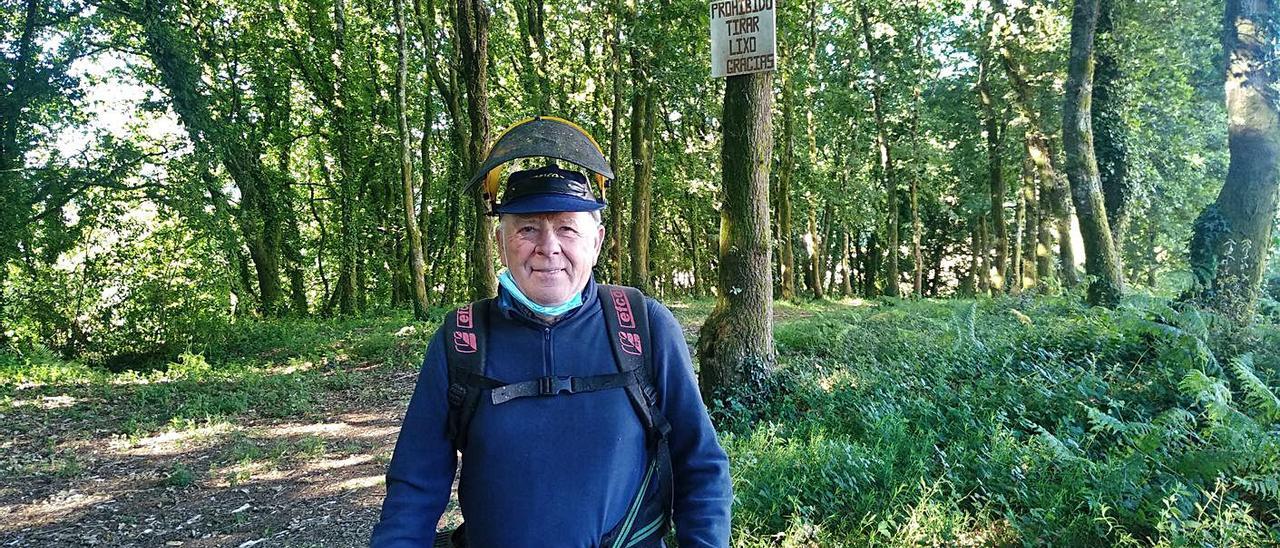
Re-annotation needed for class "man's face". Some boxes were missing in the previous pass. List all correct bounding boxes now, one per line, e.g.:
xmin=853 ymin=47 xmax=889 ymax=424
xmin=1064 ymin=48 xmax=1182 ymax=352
xmin=496 ymin=211 xmax=604 ymax=307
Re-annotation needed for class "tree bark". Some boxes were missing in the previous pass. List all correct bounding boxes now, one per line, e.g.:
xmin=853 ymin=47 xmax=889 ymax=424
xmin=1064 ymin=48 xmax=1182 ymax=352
xmin=1012 ymin=157 xmax=1030 ymax=292
xmin=978 ymin=215 xmax=990 ymax=294
xmin=1063 ymin=0 xmax=1124 ymax=307
xmin=396 ymin=0 xmax=430 ymax=319
xmin=977 ymin=57 xmax=1007 ymax=293
xmin=841 ymin=231 xmax=854 ymax=297
xmin=858 ymin=2 xmax=899 ymax=297
xmin=628 ymin=63 xmax=654 ymax=293
xmin=130 ymin=3 xmax=288 ymax=316
xmin=777 ymin=65 xmax=798 ymax=302
xmin=456 ymin=0 xmax=496 ymax=299
xmin=697 ymin=71 xmax=775 ymax=403
xmin=1021 ymin=149 xmax=1043 ymax=289
xmin=993 ymin=2 xmax=1078 ymax=289
xmin=863 ymin=232 xmax=880 ymax=297
xmin=1187 ymin=0 xmax=1280 ymax=321
xmin=608 ymin=0 xmax=625 ymax=284
xmin=1093 ymin=0 xmax=1130 ymax=251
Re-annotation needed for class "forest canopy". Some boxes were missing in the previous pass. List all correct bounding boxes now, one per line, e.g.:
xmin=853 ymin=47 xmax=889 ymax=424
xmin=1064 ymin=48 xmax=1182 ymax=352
xmin=3 ymin=0 xmax=1257 ymax=365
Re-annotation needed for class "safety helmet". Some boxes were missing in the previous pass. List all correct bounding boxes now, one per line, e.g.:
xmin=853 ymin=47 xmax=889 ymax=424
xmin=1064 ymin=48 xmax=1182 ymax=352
xmin=466 ymin=116 xmax=615 ymax=215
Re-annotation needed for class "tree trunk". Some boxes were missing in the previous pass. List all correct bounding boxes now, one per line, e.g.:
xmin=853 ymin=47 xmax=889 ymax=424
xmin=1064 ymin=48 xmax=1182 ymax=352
xmin=840 ymin=231 xmax=854 ymax=297
xmin=514 ymin=0 xmax=551 ymax=113
xmin=994 ymin=6 xmax=1077 ymax=290
xmin=130 ymin=3 xmax=288 ymax=316
xmin=1093 ymin=0 xmax=1130 ymax=251
xmin=1187 ymin=0 xmax=1280 ymax=321
xmin=456 ymin=0 xmax=496 ymax=299
xmin=608 ymin=0 xmax=625 ymax=284
xmin=978 ymin=215 xmax=990 ymax=295
xmin=1012 ymin=163 xmax=1026 ymax=294
xmin=805 ymin=205 xmax=824 ymax=299
xmin=396 ymin=0 xmax=430 ymax=319
xmin=858 ymin=3 xmax=899 ymax=298
xmin=777 ymin=65 xmax=798 ymax=302
xmin=1021 ymin=151 xmax=1041 ymax=290
xmin=0 ymin=0 xmax=41 ymax=287
xmin=1064 ymin=0 xmax=1124 ymax=307
xmin=977 ymin=57 xmax=1007 ymax=293
xmin=910 ymin=154 xmax=923 ymax=298
xmin=964 ymin=222 xmax=980 ymax=296
xmin=628 ymin=73 xmax=654 ymax=293
xmin=863 ymin=232 xmax=880 ymax=297
xmin=821 ymin=202 xmax=837 ymax=296
xmin=910 ymin=1 xmax=925 ymax=298
xmin=697 ymin=72 xmax=776 ymax=402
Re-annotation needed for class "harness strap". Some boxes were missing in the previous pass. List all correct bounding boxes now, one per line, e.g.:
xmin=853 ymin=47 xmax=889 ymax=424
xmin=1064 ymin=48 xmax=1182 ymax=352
xmin=443 ymin=299 xmax=491 ymax=452
xmin=597 ymin=285 xmax=673 ymax=548
xmin=489 ymin=370 xmax=643 ymax=405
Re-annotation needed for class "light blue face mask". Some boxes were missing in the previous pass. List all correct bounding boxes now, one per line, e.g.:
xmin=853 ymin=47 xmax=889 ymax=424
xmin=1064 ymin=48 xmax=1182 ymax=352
xmin=498 ymin=269 xmax=584 ymax=317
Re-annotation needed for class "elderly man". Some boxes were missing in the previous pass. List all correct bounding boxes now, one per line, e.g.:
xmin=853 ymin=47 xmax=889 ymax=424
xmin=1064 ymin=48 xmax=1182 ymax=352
xmin=370 ymin=119 xmax=731 ymax=548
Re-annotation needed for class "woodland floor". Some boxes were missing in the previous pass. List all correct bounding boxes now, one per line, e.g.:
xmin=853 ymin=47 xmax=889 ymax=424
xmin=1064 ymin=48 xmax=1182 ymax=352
xmin=0 ymin=300 xmax=745 ymax=547
xmin=1 ymin=361 xmax=418 ymax=547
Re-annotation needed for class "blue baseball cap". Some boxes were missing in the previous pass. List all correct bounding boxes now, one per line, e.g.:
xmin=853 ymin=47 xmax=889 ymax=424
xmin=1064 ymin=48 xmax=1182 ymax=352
xmin=495 ymin=164 xmax=606 ymax=214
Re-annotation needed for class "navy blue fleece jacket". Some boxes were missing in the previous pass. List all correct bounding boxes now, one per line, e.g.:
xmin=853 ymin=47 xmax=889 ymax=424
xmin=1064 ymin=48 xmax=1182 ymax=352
xmin=370 ymin=278 xmax=732 ymax=547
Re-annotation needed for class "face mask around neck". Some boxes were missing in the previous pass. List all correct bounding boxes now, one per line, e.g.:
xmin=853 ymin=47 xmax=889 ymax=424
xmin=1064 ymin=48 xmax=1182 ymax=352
xmin=497 ymin=269 xmax=584 ymax=317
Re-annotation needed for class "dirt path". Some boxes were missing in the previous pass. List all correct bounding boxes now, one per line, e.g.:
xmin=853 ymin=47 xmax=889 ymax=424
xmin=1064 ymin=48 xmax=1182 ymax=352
xmin=0 ymin=360 xmax=428 ymax=547
xmin=1 ymin=301 xmax=812 ymax=547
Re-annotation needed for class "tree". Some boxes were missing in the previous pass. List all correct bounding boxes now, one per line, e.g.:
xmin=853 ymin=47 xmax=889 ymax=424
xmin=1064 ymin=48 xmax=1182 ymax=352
xmin=456 ymin=0 xmax=496 ymax=299
xmin=776 ymin=52 xmax=798 ymax=302
xmin=696 ymin=72 xmax=775 ymax=402
xmin=857 ymin=1 xmax=900 ymax=297
xmin=1063 ymin=0 xmax=1125 ymax=307
xmin=976 ymin=48 xmax=1007 ymax=292
xmin=395 ymin=0 xmax=429 ymax=319
xmin=1187 ymin=0 xmax=1280 ymax=320
xmin=627 ymin=38 xmax=655 ymax=294
xmin=116 ymin=0 xmax=293 ymax=316
xmin=992 ymin=0 xmax=1080 ymax=289
xmin=1092 ymin=0 xmax=1131 ymax=250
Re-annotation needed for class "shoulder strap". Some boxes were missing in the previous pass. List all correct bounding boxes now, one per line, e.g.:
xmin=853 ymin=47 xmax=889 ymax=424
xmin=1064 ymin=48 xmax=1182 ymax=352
xmin=442 ymin=298 xmax=496 ymax=452
xmin=597 ymin=285 xmax=673 ymax=548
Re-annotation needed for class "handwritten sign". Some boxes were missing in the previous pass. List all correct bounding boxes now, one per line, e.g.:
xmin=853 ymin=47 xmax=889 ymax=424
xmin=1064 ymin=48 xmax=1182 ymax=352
xmin=710 ymin=0 xmax=777 ymax=78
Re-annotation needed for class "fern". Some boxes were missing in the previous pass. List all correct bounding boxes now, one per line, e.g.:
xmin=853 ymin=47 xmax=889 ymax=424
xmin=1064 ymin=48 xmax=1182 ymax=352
xmin=1235 ymin=473 xmax=1280 ymax=504
xmin=1033 ymin=424 xmax=1080 ymax=462
xmin=951 ymin=303 xmax=985 ymax=353
xmin=1179 ymin=369 xmax=1231 ymax=408
xmin=1083 ymin=404 xmax=1127 ymax=436
xmin=1230 ymin=354 xmax=1280 ymax=424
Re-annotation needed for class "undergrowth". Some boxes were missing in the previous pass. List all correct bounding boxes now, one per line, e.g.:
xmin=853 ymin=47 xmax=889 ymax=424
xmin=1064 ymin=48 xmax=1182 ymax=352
xmin=724 ymin=295 xmax=1280 ymax=546
xmin=0 ymin=312 xmax=435 ymax=439
xmin=4 ymin=296 xmax=1278 ymax=546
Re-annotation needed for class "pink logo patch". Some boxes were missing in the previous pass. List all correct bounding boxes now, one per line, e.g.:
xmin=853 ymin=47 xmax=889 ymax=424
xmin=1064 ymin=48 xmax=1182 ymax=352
xmin=457 ymin=304 xmax=473 ymax=329
xmin=611 ymin=289 xmax=636 ymax=329
xmin=453 ymin=331 xmax=477 ymax=354
xmin=619 ymin=332 xmax=643 ymax=356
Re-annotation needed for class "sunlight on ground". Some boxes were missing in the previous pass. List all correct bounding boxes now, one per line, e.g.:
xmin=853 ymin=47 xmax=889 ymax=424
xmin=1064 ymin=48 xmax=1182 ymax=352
xmin=262 ymin=418 xmax=399 ymax=441
xmin=306 ymin=454 xmax=375 ymax=471
xmin=7 ymin=394 xmax=79 ymax=410
xmin=0 ymin=491 xmax=113 ymax=533
xmin=333 ymin=475 xmax=384 ymax=493
xmin=110 ymin=422 xmax=235 ymax=455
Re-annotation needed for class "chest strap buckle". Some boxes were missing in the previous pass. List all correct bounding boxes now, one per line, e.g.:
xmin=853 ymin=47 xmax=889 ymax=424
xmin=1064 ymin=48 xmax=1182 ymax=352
xmin=539 ymin=375 xmax=575 ymax=396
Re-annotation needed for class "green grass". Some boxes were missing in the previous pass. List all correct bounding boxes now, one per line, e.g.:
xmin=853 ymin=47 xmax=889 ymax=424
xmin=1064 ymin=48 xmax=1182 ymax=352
xmin=724 ymin=295 xmax=1280 ymax=546
xmin=0 ymin=312 xmax=435 ymax=439
xmin=4 ymin=296 xmax=1278 ymax=546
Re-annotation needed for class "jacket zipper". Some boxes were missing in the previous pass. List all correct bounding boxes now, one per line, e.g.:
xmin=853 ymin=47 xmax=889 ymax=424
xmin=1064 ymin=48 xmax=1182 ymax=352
xmin=543 ymin=326 xmax=553 ymax=377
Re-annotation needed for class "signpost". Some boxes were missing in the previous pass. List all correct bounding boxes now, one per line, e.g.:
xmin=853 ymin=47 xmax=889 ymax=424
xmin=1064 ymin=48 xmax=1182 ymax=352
xmin=709 ymin=0 xmax=777 ymax=78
